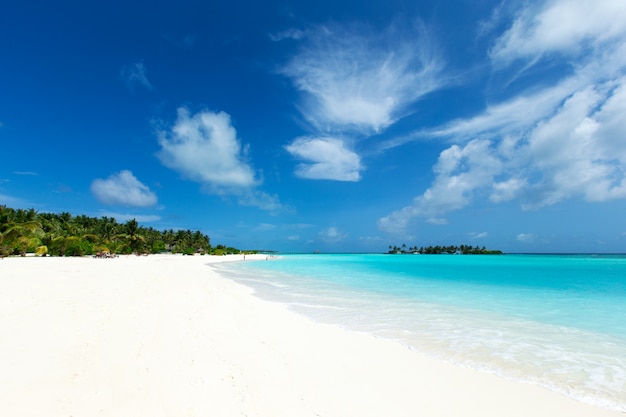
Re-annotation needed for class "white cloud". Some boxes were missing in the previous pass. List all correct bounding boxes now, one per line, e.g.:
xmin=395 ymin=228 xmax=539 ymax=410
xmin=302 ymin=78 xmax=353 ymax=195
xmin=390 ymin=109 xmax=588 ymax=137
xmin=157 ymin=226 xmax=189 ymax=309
xmin=253 ymin=223 xmax=277 ymax=232
xmin=91 ymin=170 xmax=157 ymax=207
xmin=379 ymin=139 xmax=502 ymax=233
xmin=359 ymin=235 xmax=384 ymax=244
xmin=164 ymin=33 xmax=196 ymax=49
xmin=157 ymin=108 xmax=258 ymax=189
xmin=431 ymin=78 xmax=580 ymax=141
xmin=280 ymin=22 xmax=444 ymax=133
xmin=0 ymin=193 xmax=27 ymax=207
xmin=469 ymin=232 xmax=488 ymax=239
xmin=522 ymin=85 xmax=626 ymax=208
xmin=237 ymin=190 xmax=287 ymax=214
xmin=380 ymin=78 xmax=626 ymax=232
xmin=491 ymin=0 xmax=626 ymax=64
xmin=269 ymin=28 xmax=307 ymax=42
xmin=285 ymin=136 xmax=362 ymax=181
xmin=517 ymin=233 xmax=537 ymax=242
xmin=318 ymin=226 xmax=347 ymax=243
xmin=120 ymin=61 xmax=153 ymax=90
xmin=490 ymin=178 xmax=527 ymax=203
xmin=157 ymin=108 xmax=287 ymax=213
xmin=427 ymin=218 xmax=449 ymax=225
xmin=379 ymin=0 xmax=626 ymax=234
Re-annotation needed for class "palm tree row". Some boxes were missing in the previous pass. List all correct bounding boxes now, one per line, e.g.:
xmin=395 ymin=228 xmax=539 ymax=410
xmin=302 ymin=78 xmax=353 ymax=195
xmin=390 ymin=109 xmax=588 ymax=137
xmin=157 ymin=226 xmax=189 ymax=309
xmin=0 ymin=205 xmax=233 ymax=257
xmin=388 ymin=244 xmax=503 ymax=255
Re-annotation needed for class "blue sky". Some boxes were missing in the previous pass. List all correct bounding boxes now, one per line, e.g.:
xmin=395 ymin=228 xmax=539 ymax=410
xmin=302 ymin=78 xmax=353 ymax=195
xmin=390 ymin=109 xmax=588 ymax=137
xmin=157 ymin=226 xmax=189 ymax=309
xmin=1 ymin=0 xmax=626 ymax=253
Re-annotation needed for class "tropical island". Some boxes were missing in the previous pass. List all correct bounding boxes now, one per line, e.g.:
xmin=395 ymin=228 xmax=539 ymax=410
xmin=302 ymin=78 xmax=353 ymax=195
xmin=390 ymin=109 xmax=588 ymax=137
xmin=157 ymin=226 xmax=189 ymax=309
xmin=388 ymin=244 xmax=503 ymax=255
xmin=0 ymin=205 xmax=253 ymax=257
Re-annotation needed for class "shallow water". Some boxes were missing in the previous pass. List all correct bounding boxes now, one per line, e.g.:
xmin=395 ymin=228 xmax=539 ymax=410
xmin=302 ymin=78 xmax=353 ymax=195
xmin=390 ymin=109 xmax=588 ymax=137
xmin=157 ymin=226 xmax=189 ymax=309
xmin=215 ymin=254 xmax=626 ymax=412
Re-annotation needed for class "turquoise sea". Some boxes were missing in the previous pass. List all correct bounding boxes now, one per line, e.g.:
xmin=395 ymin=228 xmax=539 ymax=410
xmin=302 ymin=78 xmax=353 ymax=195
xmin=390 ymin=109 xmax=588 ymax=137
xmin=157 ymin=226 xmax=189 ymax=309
xmin=215 ymin=254 xmax=626 ymax=412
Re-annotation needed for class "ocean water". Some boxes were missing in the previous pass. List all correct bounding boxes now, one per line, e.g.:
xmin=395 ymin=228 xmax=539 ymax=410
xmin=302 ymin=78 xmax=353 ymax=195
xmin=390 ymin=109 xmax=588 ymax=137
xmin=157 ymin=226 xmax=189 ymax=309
xmin=214 ymin=254 xmax=626 ymax=412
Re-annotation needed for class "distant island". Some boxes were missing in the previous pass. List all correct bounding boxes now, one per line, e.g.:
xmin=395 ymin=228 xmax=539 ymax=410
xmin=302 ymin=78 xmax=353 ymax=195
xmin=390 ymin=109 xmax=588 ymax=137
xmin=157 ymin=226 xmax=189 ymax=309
xmin=0 ymin=205 xmax=253 ymax=257
xmin=388 ymin=244 xmax=503 ymax=255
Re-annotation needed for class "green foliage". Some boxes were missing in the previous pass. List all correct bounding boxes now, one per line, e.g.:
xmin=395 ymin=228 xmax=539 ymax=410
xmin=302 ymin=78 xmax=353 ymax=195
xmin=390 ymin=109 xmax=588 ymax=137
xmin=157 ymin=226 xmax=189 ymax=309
xmin=0 ymin=205 xmax=244 ymax=257
xmin=64 ymin=237 xmax=93 ymax=257
xmin=388 ymin=243 xmax=503 ymax=255
xmin=151 ymin=240 xmax=166 ymax=253
xmin=209 ymin=244 xmax=242 ymax=256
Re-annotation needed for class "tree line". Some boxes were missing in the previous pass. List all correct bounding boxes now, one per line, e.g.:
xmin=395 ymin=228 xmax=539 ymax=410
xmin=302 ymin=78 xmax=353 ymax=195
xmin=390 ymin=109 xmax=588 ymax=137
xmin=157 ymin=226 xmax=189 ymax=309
xmin=388 ymin=244 xmax=503 ymax=255
xmin=0 ymin=205 xmax=247 ymax=257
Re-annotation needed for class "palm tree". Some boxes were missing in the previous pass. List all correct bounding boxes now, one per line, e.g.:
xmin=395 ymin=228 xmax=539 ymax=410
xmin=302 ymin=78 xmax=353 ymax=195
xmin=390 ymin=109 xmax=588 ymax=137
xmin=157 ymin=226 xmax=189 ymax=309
xmin=174 ymin=229 xmax=192 ymax=253
xmin=191 ymin=230 xmax=210 ymax=253
xmin=163 ymin=229 xmax=176 ymax=252
xmin=2 ymin=220 xmax=43 ymax=256
xmin=121 ymin=219 xmax=145 ymax=254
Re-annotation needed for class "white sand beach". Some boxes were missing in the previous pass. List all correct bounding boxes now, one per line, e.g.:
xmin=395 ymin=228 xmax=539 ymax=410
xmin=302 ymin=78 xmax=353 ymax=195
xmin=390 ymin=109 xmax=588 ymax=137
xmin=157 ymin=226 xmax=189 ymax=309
xmin=0 ymin=255 xmax=621 ymax=416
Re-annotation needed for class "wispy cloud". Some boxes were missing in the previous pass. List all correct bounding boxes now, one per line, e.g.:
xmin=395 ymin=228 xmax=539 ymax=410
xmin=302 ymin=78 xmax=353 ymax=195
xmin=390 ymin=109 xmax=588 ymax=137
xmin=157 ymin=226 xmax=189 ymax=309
xmin=516 ymin=233 xmax=537 ymax=243
xmin=490 ymin=0 xmax=626 ymax=65
xmin=281 ymin=22 xmax=444 ymax=134
xmin=285 ymin=136 xmax=362 ymax=181
xmin=379 ymin=0 xmax=626 ymax=234
xmin=427 ymin=218 xmax=449 ymax=225
xmin=269 ymin=28 xmax=307 ymax=42
xmin=157 ymin=108 xmax=285 ymax=213
xmin=358 ymin=235 xmax=385 ymax=245
xmin=318 ymin=226 xmax=347 ymax=243
xmin=91 ymin=170 xmax=158 ymax=207
xmin=253 ymin=223 xmax=277 ymax=232
xmin=237 ymin=189 xmax=286 ymax=214
xmin=120 ymin=61 xmax=153 ymax=90
xmin=13 ymin=171 xmax=38 ymax=176
xmin=163 ymin=33 xmax=196 ymax=49
xmin=469 ymin=231 xmax=488 ymax=239
xmin=0 ymin=193 xmax=28 ymax=207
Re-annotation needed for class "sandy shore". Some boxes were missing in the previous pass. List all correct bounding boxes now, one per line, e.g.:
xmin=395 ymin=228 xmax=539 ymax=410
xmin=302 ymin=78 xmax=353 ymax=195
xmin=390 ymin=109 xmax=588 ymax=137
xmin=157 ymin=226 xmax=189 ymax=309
xmin=0 ymin=255 xmax=621 ymax=416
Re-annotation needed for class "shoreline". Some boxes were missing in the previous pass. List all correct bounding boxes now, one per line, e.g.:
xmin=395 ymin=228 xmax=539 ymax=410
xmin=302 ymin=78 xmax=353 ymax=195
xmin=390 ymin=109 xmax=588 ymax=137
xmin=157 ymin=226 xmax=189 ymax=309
xmin=0 ymin=255 xmax=621 ymax=416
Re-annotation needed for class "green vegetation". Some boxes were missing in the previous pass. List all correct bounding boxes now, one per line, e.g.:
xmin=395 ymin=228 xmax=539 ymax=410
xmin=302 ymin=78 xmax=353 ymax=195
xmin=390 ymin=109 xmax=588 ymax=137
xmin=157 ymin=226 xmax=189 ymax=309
xmin=0 ymin=205 xmax=251 ymax=257
xmin=387 ymin=244 xmax=503 ymax=255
